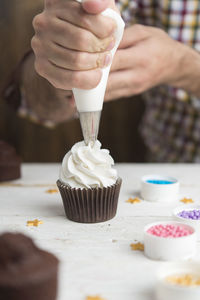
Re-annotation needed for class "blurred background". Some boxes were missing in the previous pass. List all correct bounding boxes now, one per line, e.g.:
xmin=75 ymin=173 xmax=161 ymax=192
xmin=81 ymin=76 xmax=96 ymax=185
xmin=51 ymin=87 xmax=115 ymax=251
xmin=0 ymin=0 xmax=146 ymax=163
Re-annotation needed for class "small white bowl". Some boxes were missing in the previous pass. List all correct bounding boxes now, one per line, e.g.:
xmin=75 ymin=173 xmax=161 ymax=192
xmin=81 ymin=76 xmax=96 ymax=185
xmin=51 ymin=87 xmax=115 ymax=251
xmin=141 ymin=174 xmax=179 ymax=202
xmin=156 ymin=261 xmax=200 ymax=300
xmin=144 ymin=221 xmax=196 ymax=261
xmin=173 ymin=205 xmax=200 ymax=240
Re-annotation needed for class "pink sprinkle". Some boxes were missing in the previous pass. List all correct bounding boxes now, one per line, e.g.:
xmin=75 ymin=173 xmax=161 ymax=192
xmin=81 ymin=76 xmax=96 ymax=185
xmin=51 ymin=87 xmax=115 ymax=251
xmin=147 ymin=224 xmax=192 ymax=238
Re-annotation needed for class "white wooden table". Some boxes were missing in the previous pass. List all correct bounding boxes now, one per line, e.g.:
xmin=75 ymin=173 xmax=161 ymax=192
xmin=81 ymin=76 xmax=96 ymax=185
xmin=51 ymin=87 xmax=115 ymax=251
xmin=0 ymin=163 xmax=200 ymax=300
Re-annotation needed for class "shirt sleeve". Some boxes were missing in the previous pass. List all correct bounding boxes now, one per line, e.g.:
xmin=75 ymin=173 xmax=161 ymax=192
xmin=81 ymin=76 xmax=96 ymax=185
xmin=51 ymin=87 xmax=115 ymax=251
xmin=116 ymin=0 xmax=138 ymax=26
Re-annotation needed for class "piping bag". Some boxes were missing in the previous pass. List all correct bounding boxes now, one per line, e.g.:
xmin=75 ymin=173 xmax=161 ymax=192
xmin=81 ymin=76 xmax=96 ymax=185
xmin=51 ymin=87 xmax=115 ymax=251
xmin=72 ymin=7 xmax=125 ymax=145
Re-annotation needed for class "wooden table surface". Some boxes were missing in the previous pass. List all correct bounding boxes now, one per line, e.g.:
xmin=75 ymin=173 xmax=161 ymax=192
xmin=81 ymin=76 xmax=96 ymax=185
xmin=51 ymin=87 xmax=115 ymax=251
xmin=0 ymin=163 xmax=200 ymax=300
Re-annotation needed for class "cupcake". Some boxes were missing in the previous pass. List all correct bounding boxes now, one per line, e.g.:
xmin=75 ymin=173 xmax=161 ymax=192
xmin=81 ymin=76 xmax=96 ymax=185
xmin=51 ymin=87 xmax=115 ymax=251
xmin=57 ymin=140 xmax=122 ymax=223
xmin=0 ymin=232 xmax=59 ymax=300
xmin=0 ymin=140 xmax=21 ymax=182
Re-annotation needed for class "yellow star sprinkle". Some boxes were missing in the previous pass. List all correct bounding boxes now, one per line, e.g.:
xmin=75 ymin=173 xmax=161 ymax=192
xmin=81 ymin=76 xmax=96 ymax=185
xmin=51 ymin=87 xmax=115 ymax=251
xmin=196 ymin=279 xmax=200 ymax=285
xmin=180 ymin=197 xmax=194 ymax=204
xmin=166 ymin=274 xmax=200 ymax=286
xmin=27 ymin=219 xmax=43 ymax=227
xmin=130 ymin=242 xmax=144 ymax=251
xmin=45 ymin=189 xmax=58 ymax=194
xmin=126 ymin=197 xmax=141 ymax=204
xmin=86 ymin=296 xmax=106 ymax=300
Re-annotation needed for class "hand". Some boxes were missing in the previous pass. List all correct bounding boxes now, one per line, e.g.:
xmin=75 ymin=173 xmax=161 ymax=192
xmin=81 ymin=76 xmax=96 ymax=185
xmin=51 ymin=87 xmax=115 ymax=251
xmin=105 ymin=24 xmax=184 ymax=101
xmin=31 ymin=0 xmax=117 ymax=90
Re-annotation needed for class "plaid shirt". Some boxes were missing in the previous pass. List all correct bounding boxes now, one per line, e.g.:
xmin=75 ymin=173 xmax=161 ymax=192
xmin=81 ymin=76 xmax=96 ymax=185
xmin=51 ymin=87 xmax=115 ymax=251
xmin=117 ymin=0 xmax=200 ymax=162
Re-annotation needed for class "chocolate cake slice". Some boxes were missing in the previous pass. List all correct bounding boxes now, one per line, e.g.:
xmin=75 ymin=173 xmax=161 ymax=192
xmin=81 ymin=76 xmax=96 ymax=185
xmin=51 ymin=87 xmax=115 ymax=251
xmin=0 ymin=233 xmax=59 ymax=300
xmin=0 ymin=140 xmax=21 ymax=181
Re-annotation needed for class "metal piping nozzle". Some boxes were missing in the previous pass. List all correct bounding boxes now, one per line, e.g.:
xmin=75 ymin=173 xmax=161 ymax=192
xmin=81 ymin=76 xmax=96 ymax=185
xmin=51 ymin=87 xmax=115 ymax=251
xmin=79 ymin=111 xmax=101 ymax=146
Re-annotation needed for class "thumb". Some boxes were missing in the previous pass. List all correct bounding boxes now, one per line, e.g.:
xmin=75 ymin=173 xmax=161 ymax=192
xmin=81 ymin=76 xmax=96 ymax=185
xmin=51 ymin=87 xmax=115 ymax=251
xmin=82 ymin=0 xmax=116 ymax=15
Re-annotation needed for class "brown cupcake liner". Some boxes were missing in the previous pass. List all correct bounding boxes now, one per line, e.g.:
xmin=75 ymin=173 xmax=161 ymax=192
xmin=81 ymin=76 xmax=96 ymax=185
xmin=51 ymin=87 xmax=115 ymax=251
xmin=0 ymin=164 xmax=21 ymax=182
xmin=57 ymin=178 xmax=122 ymax=223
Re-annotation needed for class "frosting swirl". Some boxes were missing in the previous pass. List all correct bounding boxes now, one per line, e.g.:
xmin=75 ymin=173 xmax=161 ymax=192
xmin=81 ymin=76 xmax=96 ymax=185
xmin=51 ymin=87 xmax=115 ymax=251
xmin=60 ymin=140 xmax=118 ymax=189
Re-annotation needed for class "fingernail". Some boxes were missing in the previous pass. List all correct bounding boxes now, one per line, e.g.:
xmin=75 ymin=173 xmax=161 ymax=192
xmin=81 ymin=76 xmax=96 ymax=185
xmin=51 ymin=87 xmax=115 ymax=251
xmin=104 ymin=53 xmax=112 ymax=67
xmin=106 ymin=38 xmax=115 ymax=50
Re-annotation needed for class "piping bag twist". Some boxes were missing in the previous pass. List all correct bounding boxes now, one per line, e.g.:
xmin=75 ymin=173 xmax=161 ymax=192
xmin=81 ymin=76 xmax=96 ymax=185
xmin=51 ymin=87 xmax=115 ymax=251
xmin=72 ymin=5 xmax=125 ymax=145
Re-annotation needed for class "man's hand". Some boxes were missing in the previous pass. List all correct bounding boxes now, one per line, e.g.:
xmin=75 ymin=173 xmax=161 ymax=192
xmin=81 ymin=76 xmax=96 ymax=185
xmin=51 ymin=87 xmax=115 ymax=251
xmin=105 ymin=24 xmax=187 ymax=101
xmin=32 ymin=0 xmax=117 ymax=90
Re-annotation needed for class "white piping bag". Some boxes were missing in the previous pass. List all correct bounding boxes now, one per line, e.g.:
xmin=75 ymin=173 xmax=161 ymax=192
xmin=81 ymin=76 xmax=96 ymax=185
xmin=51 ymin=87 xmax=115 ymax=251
xmin=72 ymin=7 xmax=125 ymax=145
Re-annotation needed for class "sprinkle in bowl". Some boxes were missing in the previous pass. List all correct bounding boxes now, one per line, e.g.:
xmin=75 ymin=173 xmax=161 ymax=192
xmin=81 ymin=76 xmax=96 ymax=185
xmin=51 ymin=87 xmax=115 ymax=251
xmin=141 ymin=174 xmax=179 ymax=202
xmin=144 ymin=221 xmax=196 ymax=261
xmin=173 ymin=205 xmax=200 ymax=240
xmin=156 ymin=261 xmax=200 ymax=300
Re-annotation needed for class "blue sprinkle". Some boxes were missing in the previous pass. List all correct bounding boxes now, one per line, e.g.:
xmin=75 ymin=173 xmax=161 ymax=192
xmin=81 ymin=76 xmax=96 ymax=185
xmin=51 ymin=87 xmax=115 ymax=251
xmin=146 ymin=179 xmax=174 ymax=185
xmin=146 ymin=179 xmax=174 ymax=184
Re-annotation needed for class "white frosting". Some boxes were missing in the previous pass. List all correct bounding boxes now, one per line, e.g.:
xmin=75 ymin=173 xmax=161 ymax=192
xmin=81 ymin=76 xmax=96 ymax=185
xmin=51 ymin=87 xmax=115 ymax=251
xmin=60 ymin=140 xmax=118 ymax=189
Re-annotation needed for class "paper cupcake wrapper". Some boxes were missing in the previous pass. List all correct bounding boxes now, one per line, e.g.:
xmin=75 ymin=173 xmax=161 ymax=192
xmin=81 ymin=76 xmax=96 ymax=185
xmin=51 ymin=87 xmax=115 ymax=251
xmin=0 ymin=163 xmax=21 ymax=182
xmin=57 ymin=178 xmax=122 ymax=223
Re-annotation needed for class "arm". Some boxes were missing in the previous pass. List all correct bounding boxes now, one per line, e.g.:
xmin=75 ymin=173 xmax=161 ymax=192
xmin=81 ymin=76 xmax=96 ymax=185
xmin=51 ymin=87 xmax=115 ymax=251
xmin=105 ymin=25 xmax=200 ymax=101
xmin=168 ymin=43 xmax=200 ymax=98
xmin=20 ymin=51 xmax=76 ymax=124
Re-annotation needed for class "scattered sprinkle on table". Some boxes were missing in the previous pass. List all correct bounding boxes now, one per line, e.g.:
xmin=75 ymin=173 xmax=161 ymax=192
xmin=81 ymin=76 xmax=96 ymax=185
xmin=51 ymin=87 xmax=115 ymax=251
xmin=126 ymin=197 xmax=141 ymax=204
xmin=27 ymin=219 xmax=43 ymax=227
xmin=147 ymin=224 xmax=193 ymax=238
xmin=166 ymin=274 xmax=200 ymax=286
xmin=178 ymin=209 xmax=200 ymax=220
xmin=180 ymin=197 xmax=194 ymax=204
xmin=130 ymin=242 xmax=144 ymax=251
xmin=45 ymin=189 xmax=58 ymax=194
xmin=86 ymin=296 xmax=106 ymax=300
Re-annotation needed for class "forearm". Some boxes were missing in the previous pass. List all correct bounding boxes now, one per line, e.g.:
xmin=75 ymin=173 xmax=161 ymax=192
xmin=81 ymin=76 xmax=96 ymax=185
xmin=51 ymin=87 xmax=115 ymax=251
xmin=169 ymin=42 xmax=200 ymax=98
xmin=20 ymin=52 xmax=77 ymax=124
